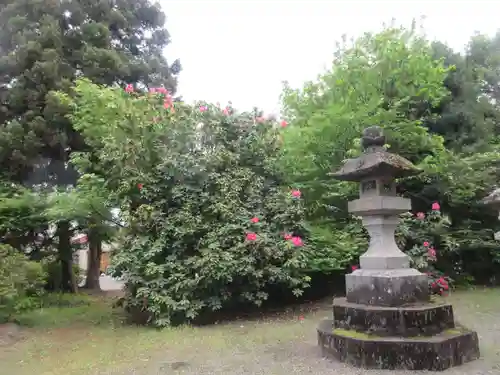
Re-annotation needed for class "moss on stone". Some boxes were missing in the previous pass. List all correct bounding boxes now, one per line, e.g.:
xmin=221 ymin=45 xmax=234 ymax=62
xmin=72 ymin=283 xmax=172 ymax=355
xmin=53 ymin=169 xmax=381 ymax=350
xmin=333 ymin=326 xmax=468 ymax=340
xmin=444 ymin=327 xmax=465 ymax=335
xmin=332 ymin=328 xmax=381 ymax=339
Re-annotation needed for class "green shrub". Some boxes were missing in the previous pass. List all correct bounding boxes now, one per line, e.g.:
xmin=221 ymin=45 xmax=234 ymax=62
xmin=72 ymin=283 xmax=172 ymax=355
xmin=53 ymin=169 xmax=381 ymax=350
xmin=397 ymin=202 xmax=455 ymax=294
xmin=0 ymin=244 xmax=46 ymax=322
xmin=303 ymin=221 xmax=367 ymax=272
xmin=65 ymin=80 xmax=311 ymax=326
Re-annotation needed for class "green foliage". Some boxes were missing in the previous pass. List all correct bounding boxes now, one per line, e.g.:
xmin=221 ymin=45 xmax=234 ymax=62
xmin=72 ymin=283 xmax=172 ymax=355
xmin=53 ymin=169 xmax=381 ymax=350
xmin=427 ymin=40 xmax=500 ymax=153
xmin=0 ymin=0 xmax=180 ymax=178
xmin=281 ymin=25 xmax=449 ymax=174
xmin=278 ymin=23 xmax=500 ymax=286
xmin=0 ymin=183 xmax=49 ymax=251
xmin=399 ymin=196 xmax=500 ymax=289
xmin=280 ymin=25 xmax=449 ymax=208
xmin=304 ymin=222 xmax=367 ymax=272
xmin=397 ymin=205 xmax=454 ymax=294
xmin=62 ymin=79 xmax=311 ymax=326
xmin=406 ymin=32 xmax=500 ymax=285
xmin=279 ymin=24 xmax=453 ymax=272
xmin=44 ymin=260 xmax=83 ymax=291
xmin=0 ymin=244 xmax=47 ymax=322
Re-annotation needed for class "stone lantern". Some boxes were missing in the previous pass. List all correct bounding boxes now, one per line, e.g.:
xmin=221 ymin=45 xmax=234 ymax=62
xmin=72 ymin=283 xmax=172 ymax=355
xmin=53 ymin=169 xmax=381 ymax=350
xmin=317 ymin=126 xmax=480 ymax=371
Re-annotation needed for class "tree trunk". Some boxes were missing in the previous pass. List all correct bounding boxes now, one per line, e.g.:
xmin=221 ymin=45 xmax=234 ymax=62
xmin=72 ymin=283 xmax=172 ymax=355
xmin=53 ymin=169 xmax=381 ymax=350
xmin=57 ymin=220 xmax=77 ymax=293
xmin=83 ymin=224 xmax=102 ymax=290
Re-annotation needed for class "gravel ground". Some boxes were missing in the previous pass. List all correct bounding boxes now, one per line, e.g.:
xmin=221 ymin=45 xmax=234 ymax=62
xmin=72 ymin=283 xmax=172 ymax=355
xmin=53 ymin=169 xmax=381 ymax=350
xmin=79 ymin=275 xmax=124 ymax=291
xmin=108 ymin=291 xmax=500 ymax=375
xmin=98 ymin=275 xmax=125 ymax=291
xmin=4 ymin=289 xmax=499 ymax=375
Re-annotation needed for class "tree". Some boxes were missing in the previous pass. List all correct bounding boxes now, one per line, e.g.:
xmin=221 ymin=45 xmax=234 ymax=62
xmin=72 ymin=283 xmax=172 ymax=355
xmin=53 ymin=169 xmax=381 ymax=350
xmin=0 ymin=182 xmax=50 ymax=254
xmin=0 ymin=0 xmax=181 ymax=291
xmin=467 ymin=31 xmax=500 ymax=108
xmin=417 ymin=34 xmax=500 ymax=282
xmin=425 ymin=39 xmax=500 ymax=153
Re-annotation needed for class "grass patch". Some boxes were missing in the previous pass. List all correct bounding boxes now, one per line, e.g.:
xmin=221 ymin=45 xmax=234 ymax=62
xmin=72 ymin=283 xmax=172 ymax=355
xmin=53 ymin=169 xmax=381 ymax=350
xmin=13 ymin=293 xmax=123 ymax=328
xmin=1 ymin=287 xmax=500 ymax=375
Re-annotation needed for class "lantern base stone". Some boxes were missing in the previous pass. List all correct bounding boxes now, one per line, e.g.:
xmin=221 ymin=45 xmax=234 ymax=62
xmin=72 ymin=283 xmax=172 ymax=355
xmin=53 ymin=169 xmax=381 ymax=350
xmin=345 ymin=268 xmax=429 ymax=307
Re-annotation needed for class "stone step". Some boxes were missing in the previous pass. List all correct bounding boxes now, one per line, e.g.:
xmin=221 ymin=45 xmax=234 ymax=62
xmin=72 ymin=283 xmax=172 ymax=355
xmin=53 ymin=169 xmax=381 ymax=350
xmin=333 ymin=297 xmax=455 ymax=337
xmin=317 ymin=319 xmax=480 ymax=371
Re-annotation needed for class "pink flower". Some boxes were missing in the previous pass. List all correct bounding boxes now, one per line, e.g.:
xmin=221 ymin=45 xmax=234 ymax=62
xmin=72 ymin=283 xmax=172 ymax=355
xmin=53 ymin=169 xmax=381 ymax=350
xmin=432 ymin=202 xmax=440 ymax=211
xmin=291 ymin=189 xmax=301 ymax=198
xmin=437 ymin=277 xmax=448 ymax=290
xmin=223 ymin=107 xmax=230 ymax=115
xmin=125 ymin=84 xmax=134 ymax=93
xmin=280 ymin=120 xmax=288 ymax=128
xmin=250 ymin=217 xmax=259 ymax=223
xmin=149 ymin=88 xmax=156 ymax=94
xmin=416 ymin=212 xmax=425 ymax=220
xmin=163 ymin=92 xmax=174 ymax=109
xmin=137 ymin=183 xmax=143 ymax=190
xmin=246 ymin=232 xmax=257 ymax=241
xmin=428 ymin=248 xmax=436 ymax=257
xmin=156 ymin=87 xmax=168 ymax=94
xmin=256 ymin=116 xmax=265 ymax=123
xmin=291 ymin=236 xmax=303 ymax=246
xmin=199 ymin=105 xmax=208 ymax=112
xmin=283 ymin=233 xmax=292 ymax=240
xmin=351 ymin=265 xmax=359 ymax=271
xmin=423 ymin=241 xmax=430 ymax=247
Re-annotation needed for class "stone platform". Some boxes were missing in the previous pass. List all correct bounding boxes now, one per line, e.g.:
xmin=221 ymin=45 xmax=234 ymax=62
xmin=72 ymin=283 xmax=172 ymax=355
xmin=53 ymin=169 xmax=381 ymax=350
xmin=317 ymin=319 xmax=480 ymax=371
xmin=332 ymin=297 xmax=455 ymax=337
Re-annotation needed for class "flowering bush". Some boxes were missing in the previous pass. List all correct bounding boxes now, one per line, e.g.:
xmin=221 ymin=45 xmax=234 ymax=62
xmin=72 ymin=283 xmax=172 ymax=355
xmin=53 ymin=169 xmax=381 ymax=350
xmin=396 ymin=202 xmax=456 ymax=295
xmin=65 ymin=79 xmax=310 ymax=326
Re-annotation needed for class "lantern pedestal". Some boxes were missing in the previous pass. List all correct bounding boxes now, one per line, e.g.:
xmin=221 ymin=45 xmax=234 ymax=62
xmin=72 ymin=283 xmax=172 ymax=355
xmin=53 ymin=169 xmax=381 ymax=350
xmin=345 ymin=268 xmax=429 ymax=306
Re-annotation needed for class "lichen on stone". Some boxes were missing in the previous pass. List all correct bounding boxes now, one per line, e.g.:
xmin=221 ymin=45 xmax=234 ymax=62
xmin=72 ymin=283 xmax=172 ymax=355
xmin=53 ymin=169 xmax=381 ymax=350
xmin=332 ymin=328 xmax=381 ymax=339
